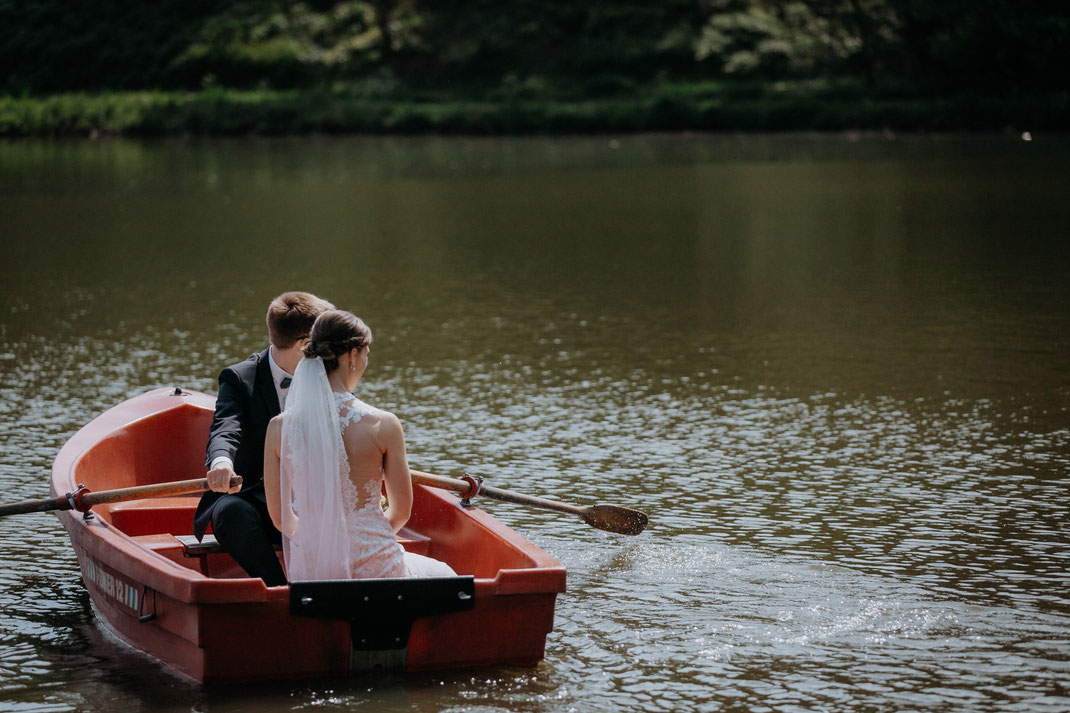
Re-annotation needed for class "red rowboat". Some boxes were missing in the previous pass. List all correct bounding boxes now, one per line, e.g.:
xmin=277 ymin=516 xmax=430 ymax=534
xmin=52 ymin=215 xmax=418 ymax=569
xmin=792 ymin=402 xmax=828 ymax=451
xmin=51 ymin=387 xmax=566 ymax=683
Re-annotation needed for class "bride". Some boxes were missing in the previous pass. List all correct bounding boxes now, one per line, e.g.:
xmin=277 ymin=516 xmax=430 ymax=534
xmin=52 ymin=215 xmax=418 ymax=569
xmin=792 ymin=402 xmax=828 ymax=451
xmin=263 ymin=310 xmax=456 ymax=581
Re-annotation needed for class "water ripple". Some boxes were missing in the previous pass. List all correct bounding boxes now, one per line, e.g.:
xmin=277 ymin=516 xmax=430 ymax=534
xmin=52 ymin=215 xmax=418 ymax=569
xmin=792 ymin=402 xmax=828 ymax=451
xmin=2 ymin=135 xmax=1069 ymax=712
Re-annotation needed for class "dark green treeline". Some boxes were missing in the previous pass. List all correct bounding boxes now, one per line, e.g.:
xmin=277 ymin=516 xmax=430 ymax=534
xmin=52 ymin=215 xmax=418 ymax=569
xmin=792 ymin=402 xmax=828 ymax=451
xmin=1 ymin=1 xmax=1067 ymax=134
xmin=4 ymin=0 xmax=1066 ymax=94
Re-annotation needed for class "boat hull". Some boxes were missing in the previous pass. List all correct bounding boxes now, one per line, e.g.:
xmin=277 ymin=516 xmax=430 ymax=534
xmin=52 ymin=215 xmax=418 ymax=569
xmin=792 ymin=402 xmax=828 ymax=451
xmin=53 ymin=388 xmax=566 ymax=683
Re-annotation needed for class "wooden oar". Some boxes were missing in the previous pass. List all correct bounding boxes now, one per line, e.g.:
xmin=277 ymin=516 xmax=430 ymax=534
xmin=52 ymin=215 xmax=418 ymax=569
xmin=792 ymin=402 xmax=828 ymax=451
xmin=0 ymin=476 xmax=243 ymax=517
xmin=410 ymin=470 xmax=648 ymax=535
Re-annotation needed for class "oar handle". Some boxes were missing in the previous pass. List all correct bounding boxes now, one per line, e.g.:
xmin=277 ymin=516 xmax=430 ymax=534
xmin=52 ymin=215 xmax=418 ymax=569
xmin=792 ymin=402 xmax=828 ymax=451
xmin=80 ymin=476 xmax=242 ymax=508
xmin=0 ymin=475 xmax=242 ymax=517
xmin=410 ymin=470 xmax=475 ymax=496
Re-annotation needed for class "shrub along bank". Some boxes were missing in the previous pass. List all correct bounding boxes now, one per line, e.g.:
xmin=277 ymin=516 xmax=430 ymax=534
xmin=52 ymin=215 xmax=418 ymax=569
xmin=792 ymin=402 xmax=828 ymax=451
xmin=1 ymin=84 xmax=1062 ymax=137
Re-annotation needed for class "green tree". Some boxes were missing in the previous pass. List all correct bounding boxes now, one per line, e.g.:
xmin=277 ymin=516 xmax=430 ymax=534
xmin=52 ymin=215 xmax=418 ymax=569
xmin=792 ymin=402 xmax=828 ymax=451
xmin=695 ymin=1 xmax=860 ymax=80
xmin=405 ymin=0 xmax=700 ymax=86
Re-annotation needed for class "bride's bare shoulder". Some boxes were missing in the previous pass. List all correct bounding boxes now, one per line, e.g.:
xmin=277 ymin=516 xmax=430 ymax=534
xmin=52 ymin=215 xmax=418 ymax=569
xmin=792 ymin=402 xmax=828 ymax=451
xmin=368 ymin=408 xmax=403 ymax=447
xmin=378 ymin=409 xmax=402 ymax=429
xmin=265 ymin=413 xmax=284 ymax=447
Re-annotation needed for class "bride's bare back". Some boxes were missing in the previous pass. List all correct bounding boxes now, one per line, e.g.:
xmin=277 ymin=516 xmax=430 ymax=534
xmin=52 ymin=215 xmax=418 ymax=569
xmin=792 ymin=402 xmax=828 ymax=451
xmin=334 ymin=393 xmax=413 ymax=533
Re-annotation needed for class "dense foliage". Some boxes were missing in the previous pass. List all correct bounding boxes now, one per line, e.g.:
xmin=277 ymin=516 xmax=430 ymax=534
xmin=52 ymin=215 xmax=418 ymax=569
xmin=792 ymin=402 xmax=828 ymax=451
xmin=3 ymin=0 xmax=1066 ymax=95
xmin=1 ymin=1 xmax=1065 ymax=134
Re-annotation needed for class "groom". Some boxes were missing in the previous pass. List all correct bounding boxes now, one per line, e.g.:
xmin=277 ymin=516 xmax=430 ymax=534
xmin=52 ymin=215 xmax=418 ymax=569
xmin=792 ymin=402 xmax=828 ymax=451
xmin=193 ymin=291 xmax=335 ymax=585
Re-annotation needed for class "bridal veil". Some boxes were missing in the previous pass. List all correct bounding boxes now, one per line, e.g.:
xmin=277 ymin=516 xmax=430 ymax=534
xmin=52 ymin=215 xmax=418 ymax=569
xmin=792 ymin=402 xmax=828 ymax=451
xmin=278 ymin=355 xmax=353 ymax=581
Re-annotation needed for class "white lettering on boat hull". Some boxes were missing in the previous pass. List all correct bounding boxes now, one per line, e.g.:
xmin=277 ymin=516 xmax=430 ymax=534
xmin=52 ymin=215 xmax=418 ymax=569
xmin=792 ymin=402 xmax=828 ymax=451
xmin=84 ymin=556 xmax=140 ymax=613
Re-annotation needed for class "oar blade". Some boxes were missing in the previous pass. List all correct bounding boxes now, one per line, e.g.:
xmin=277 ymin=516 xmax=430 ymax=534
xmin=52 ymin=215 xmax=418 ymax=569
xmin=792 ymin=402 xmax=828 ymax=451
xmin=581 ymin=505 xmax=649 ymax=535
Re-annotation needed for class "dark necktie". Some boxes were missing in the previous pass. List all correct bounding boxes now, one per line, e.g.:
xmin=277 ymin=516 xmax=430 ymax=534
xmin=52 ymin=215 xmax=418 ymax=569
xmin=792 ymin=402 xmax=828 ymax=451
xmin=280 ymin=377 xmax=292 ymax=389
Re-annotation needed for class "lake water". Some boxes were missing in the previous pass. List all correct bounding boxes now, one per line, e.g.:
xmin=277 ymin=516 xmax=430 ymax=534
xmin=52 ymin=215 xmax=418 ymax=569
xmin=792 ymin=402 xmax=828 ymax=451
xmin=1 ymin=134 xmax=1068 ymax=712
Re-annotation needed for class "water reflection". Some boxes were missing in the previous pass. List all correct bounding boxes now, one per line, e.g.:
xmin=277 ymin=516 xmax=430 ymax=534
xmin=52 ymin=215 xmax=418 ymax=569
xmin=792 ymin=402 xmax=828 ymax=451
xmin=1 ymin=135 xmax=1068 ymax=712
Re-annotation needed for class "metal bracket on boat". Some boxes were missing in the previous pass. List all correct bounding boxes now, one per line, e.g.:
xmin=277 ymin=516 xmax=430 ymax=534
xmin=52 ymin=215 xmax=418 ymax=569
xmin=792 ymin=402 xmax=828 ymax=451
xmin=171 ymin=387 xmax=187 ymax=396
xmin=138 ymin=585 xmax=157 ymax=623
xmin=459 ymin=473 xmax=484 ymax=508
xmin=64 ymin=484 xmax=94 ymax=519
xmin=289 ymin=576 xmax=476 ymax=675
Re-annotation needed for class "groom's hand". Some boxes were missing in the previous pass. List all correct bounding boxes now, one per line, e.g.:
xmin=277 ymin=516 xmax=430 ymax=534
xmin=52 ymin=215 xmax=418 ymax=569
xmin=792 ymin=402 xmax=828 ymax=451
xmin=206 ymin=463 xmax=242 ymax=493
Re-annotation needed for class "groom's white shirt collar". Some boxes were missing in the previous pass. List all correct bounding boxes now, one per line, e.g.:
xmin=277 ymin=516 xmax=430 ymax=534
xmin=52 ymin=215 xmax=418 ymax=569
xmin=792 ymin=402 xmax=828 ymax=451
xmin=266 ymin=346 xmax=293 ymax=409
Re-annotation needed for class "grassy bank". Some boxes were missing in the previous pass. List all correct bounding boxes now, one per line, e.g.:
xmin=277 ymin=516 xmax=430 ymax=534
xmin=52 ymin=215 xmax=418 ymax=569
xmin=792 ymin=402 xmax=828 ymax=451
xmin=1 ymin=84 xmax=1064 ymax=137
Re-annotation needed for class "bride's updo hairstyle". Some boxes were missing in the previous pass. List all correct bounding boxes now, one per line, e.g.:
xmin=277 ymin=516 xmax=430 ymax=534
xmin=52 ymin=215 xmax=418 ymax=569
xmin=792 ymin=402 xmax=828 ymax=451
xmin=302 ymin=310 xmax=373 ymax=373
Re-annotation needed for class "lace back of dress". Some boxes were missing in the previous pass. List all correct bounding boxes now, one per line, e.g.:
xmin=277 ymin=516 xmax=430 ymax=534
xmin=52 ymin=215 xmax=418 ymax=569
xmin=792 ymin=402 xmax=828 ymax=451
xmin=334 ymin=392 xmax=383 ymax=512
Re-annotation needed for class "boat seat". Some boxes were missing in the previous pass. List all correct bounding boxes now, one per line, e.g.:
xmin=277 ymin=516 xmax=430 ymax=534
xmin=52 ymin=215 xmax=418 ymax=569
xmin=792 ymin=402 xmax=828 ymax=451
xmin=130 ymin=533 xmax=205 ymax=573
xmin=107 ymin=496 xmax=201 ymax=537
xmin=175 ymin=534 xmax=225 ymax=556
xmin=169 ymin=534 xmax=255 ymax=577
xmin=108 ymin=498 xmax=431 ymax=557
xmin=171 ymin=529 xmax=431 ymax=559
xmin=132 ymin=533 xmax=185 ymax=552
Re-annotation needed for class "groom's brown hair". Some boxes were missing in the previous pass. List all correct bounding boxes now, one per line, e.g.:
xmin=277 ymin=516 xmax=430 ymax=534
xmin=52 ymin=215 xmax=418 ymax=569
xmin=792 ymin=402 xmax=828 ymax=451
xmin=266 ymin=291 xmax=335 ymax=348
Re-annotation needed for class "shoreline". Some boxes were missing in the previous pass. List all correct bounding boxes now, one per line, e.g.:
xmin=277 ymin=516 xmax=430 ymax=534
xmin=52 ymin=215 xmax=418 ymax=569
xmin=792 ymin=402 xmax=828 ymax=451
xmin=2 ymin=87 xmax=1064 ymax=138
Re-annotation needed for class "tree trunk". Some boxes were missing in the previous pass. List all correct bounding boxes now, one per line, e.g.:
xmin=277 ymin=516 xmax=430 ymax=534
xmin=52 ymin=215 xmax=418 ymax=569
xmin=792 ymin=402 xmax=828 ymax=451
xmin=847 ymin=0 xmax=877 ymax=89
xmin=374 ymin=0 xmax=395 ymax=62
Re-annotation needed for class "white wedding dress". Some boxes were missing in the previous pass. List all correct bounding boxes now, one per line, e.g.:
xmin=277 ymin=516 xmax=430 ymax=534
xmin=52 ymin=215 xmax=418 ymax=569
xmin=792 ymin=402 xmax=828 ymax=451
xmin=278 ymin=357 xmax=455 ymax=582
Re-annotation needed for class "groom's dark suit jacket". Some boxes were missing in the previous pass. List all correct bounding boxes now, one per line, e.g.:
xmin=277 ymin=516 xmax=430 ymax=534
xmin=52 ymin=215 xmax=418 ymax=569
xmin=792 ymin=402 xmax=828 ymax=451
xmin=193 ymin=349 xmax=281 ymax=541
